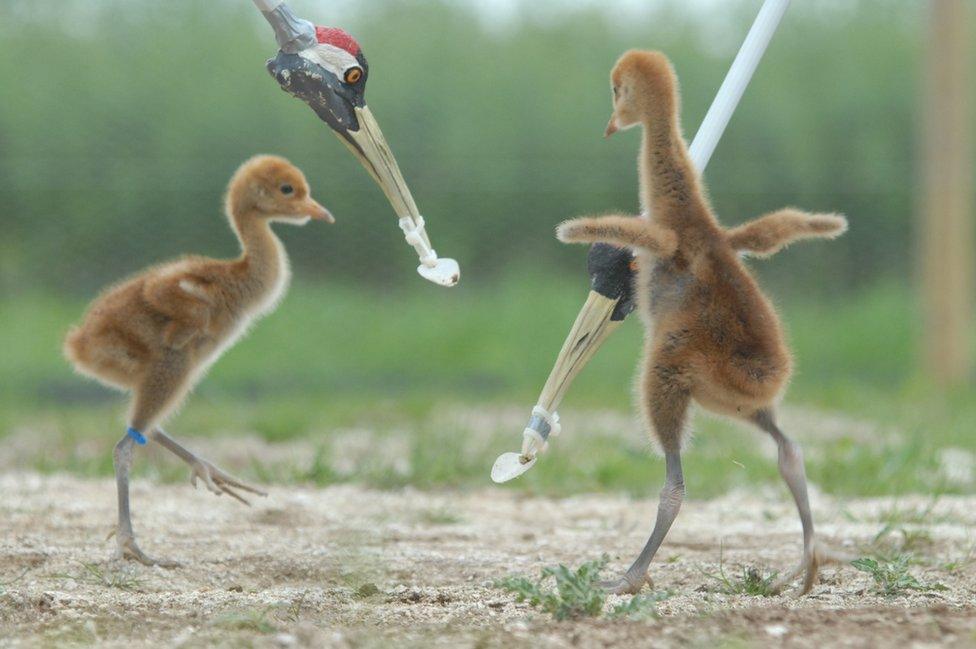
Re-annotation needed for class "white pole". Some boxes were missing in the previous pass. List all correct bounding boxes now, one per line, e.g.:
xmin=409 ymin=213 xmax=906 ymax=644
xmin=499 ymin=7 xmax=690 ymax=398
xmin=688 ymin=0 xmax=792 ymax=170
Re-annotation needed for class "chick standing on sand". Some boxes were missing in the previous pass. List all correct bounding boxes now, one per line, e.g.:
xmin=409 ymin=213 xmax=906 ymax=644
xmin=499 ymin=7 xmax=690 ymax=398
xmin=64 ymin=155 xmax=334 ymax=566
xmin=557 ymin=51 xmax=847 ymax=595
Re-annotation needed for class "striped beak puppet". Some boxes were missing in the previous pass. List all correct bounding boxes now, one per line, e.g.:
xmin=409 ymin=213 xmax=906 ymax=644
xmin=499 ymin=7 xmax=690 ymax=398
xmin=256 ymin=0 xmax=459 ymax=286
xmin=491 ymin=245 xmax=636 ymax=483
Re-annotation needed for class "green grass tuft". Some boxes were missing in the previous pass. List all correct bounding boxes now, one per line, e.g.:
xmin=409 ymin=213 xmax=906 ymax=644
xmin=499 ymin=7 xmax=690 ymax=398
xmin=51 ymin=562 xmax=144 ymax=592
xmin=850 ymin=555 xmax=947 ymax=596
xmin=701 ymin=562 xmax=780 ymax=598
xmin=498 ymin=557 xmax=670 ymax=621
xmin=498 ymin=558 xmax=608 ymax=621
xmin=870 ymin=524 xmax=935 ymax=558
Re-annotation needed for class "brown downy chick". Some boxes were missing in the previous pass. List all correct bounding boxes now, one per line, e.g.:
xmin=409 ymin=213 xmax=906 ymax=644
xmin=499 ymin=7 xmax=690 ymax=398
xmin=64 ymin=155 xmax=333 ymax=566
xmin=557 ymin=51 xmax=848 ymax=596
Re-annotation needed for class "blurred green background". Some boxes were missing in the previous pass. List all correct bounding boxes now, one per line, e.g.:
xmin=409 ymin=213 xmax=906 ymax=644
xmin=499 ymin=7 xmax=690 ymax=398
xmin=1 ymin=0 xmax=973 ymax=497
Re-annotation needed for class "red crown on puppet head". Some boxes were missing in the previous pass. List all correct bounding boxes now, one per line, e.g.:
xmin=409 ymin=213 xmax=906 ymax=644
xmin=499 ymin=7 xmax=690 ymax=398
xmin=315 ymin=27 xmax=361 ymax=57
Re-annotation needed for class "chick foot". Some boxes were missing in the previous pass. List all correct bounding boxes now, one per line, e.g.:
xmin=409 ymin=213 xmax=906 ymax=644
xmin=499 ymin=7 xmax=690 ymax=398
xmin=599 ymin=572 xmax=653 ymax=595
xmin=115 ymin=533 xmax=179 ymax=568
xmin=769 ymin=541 xmax=851 ymax=596
xmin=189 ymin=458 xmax=267 ymax=505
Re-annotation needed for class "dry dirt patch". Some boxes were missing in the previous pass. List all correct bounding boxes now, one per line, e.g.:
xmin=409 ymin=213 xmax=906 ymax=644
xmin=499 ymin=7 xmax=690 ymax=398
xmin=1 ymin=472 xmax=975 ymax=648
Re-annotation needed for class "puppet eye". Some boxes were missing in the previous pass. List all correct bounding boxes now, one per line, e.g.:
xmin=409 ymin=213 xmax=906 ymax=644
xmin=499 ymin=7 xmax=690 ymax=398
xmin=344 ymin=67 xmax=363 ymax=84
xmin=280 ymin=184 xmax=294 ymax=195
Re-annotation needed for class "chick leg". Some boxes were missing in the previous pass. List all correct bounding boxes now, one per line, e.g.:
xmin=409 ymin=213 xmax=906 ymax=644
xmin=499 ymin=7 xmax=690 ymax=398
xmin=602 ymin=366 xmax=690 ymax=594
xmin=151 ymin=428 xmax=267 ymax=505
xmin=602 ymin=451 xmax=684 ymax=594
xmin=753 ymin=410 xmax=821 ymax=595
xmin=113 ymin=354 xmax=191 ymax=566
xmin=112 ymin=433 xmax=178 ymax=567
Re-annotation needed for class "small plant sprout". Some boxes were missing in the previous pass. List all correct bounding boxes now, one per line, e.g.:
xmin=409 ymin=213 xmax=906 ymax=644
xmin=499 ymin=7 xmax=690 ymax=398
xmin=940 ymin=542 xmax=976 ymax=574
xmin=871 ymin=524 xmax=934 ymax=557
xmin=875 ymin=497 xmax=944 ymax=527
xmin=863 ymin=497 xmax=943 ymax=559
xmin=498 ymin=557 xmax=669 ymax=621
xmin=499 ymin=558 xmax=607 ymax=621
xmin=851 ymin=556 xmax=947 ymax=597
xmin=53 ymin=562 xmax=144 ymax=592
xmin=702 ymin=563 xmax=780 ymax=597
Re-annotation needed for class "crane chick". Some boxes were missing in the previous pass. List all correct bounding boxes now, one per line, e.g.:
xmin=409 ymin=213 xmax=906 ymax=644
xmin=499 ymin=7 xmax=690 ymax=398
xmin=64 ymin=155 xmax=333 ymax=566
xmin=557 ymin=51 xmax=847 ymax=595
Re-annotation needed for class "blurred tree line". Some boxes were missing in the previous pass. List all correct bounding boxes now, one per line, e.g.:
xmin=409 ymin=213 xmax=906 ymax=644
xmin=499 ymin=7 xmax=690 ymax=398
xmin=0 ymin=0 xmax=937 ymax=297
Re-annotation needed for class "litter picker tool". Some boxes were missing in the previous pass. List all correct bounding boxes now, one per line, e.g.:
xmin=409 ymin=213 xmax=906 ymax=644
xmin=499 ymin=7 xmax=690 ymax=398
xmin=492 ymin=0 xmax=792 ymax=483
xmin=252 ymin=0 xmax=460 ymax=287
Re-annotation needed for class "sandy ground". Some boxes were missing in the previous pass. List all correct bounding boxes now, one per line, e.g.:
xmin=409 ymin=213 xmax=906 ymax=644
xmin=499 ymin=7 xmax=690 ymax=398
xmin=2 ymin=472 xmax=975 ymax=648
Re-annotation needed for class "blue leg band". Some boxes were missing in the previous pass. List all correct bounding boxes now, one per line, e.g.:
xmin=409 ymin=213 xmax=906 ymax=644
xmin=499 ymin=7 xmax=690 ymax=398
xmin=126 ymin=427 xmax=148 ymax=446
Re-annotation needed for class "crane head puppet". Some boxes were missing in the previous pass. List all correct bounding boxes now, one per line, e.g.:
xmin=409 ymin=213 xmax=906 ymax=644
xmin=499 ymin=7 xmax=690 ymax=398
xmin=258 ymin=1 xmax=459 ymax=286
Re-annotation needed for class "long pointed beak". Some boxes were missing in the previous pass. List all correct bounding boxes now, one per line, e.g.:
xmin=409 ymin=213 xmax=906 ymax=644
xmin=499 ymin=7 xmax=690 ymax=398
xmin=492 ymin=289 xmax=622 ymax=484
xmin=306 ymin=199 xmax=335 ymax=223
xmin=335 ymin=106 xmax=431 ymax=246
xmin=604 ymin=116 xmax=618 ymax=138
xmin=542 ymin=290 xmax=622 ymax=407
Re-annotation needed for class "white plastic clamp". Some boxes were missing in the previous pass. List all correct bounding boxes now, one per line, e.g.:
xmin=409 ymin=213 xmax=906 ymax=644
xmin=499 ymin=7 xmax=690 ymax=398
xmin=520 ymin=405 xmax=560 ymax=459
xmin=398 ymin=216 xmax=438 ymax=268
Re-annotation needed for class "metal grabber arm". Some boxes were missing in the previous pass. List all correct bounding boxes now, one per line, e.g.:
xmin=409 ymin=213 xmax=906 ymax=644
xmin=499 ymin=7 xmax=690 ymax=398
xmin=252 ymin=0 xmax=460 ymax=286
xmin=492 ymin=0 xmax=792 ymax=482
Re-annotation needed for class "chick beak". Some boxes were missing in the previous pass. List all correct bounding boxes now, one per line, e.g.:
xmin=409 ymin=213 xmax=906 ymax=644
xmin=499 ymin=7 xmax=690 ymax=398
xmin=306 ymin=199 xmax=335 ymax=223
xmin=604 ymin=116 xmax=618 ymax=138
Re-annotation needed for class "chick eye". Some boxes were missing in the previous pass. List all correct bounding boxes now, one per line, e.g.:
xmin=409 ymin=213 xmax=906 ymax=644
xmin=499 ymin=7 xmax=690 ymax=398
xmin=280 ymin=184 xmax=294 ymax=195
xmin=344 ymin=67 xmax=363 ymax=84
